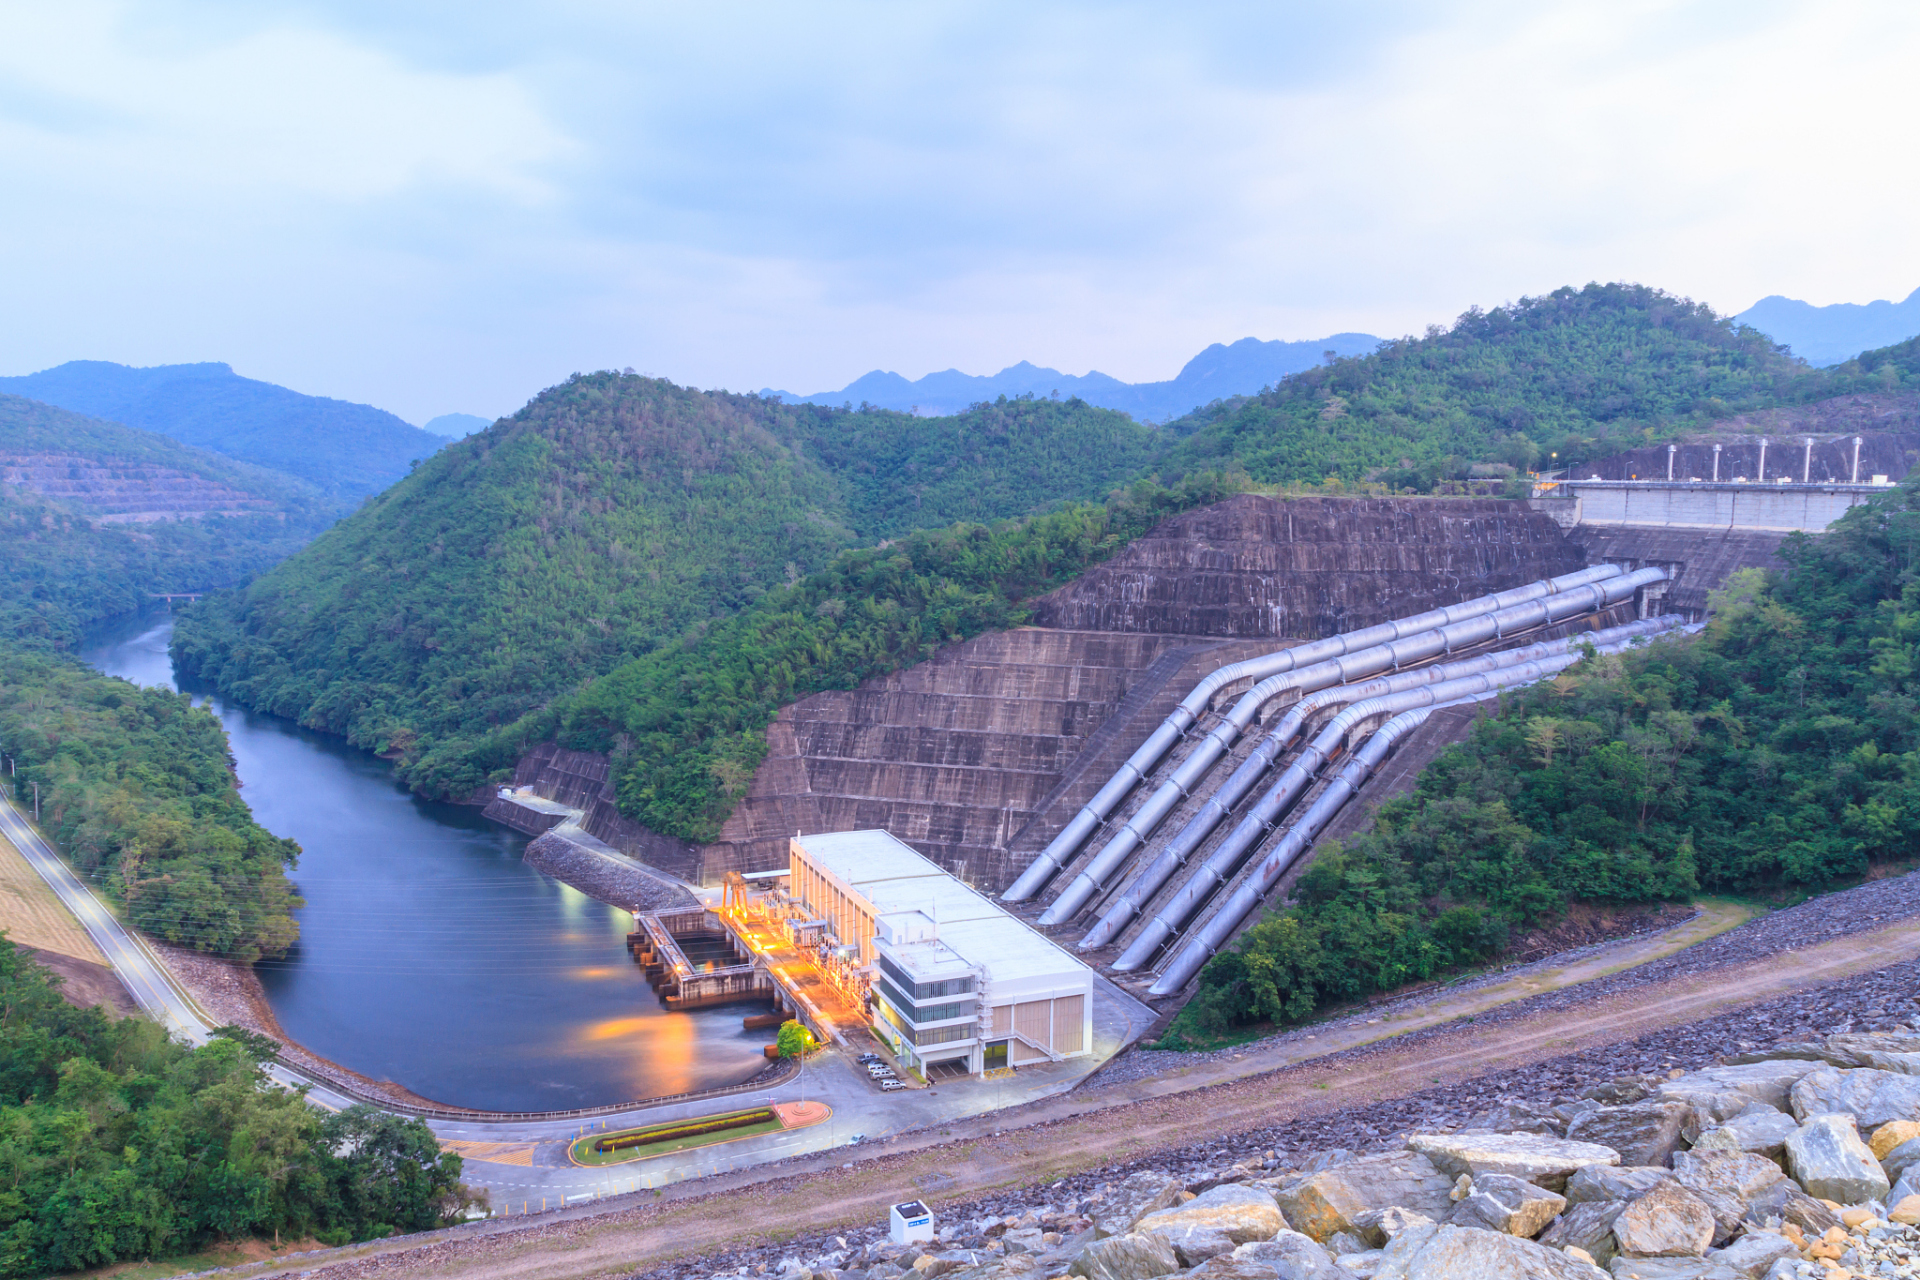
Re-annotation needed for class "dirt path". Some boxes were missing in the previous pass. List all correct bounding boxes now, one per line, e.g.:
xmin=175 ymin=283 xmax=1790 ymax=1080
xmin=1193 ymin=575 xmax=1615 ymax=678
xmin=219 ymin=910 xmax=1920 ymax=1280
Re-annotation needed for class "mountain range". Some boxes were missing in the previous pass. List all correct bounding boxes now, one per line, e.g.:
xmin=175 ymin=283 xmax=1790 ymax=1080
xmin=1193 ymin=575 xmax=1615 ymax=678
xmin=764 ymin=333 xmax=1383 ymax=421
xmin=1734 ymin=287 xmax=1920 ymax=367
xmin=0 ymin=361 xmax=449 ymax=498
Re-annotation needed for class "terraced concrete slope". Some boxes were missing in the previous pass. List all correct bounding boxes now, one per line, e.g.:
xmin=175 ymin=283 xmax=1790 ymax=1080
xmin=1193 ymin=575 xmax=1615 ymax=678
xmin=698 ymin=495 xmax=1589 ymax=887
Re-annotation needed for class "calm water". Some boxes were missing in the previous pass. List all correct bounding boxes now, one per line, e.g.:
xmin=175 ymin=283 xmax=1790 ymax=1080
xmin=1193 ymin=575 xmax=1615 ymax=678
xmin=82 ymin=609 xmax=771 ymax=1112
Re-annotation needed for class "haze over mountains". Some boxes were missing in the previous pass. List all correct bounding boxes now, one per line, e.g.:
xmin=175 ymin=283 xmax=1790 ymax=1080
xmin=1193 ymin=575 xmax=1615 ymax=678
xmin=764 ymin=333 xmax=1384 ymax=421
xmin=0 ymin=361 xmax=449 ymax=498
xmin=1734 ymin=287 xmax=1920 ymax=367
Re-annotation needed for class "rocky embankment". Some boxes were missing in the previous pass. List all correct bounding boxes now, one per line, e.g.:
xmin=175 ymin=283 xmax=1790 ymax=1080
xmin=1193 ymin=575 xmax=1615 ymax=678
xmin=649 ymin=968 xmax=1920 ymax=1280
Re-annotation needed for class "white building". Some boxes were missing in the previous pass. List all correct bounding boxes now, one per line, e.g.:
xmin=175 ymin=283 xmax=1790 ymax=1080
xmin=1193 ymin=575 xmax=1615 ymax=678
xmin=788 ymin=830 xmax=1094 ymax=1076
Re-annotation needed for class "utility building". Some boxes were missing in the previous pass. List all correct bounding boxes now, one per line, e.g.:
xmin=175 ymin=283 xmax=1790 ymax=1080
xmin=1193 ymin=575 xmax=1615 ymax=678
xmin=788 ymin=831 xmax=1093 ymax=1076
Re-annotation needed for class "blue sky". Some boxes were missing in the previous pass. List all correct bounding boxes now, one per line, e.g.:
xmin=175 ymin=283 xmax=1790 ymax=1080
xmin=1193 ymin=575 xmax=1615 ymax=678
xmin=1 ymin=1 xmax=1916 ymax=423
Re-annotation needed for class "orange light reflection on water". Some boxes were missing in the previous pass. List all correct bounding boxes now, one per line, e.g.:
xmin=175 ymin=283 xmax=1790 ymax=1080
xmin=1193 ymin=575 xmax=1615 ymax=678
xmin=578 ymin=1011 xmax=697 ymax=1097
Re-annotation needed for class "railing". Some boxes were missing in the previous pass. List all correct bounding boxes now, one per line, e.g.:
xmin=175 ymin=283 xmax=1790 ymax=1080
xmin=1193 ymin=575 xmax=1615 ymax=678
xmin=324 ymin=1055 xmax=802 ymax=1124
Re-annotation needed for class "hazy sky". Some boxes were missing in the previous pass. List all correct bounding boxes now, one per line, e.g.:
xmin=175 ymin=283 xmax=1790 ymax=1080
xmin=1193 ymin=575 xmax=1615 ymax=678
xmin=2 ymin=1 xmax=1916 ymax=423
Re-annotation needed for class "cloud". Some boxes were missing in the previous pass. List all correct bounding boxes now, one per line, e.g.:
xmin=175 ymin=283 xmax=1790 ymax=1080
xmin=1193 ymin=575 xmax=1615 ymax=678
xmin=0 ymin=0 xmax=1916 ymax=421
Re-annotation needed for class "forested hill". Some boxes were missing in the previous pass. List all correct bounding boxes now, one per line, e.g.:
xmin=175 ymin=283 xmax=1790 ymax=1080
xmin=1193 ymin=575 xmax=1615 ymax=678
xmin=171 ymin=374 xmax=1163 ymax=768
xmin=0 ymin=395 xmax=332 ymax=649
xmin=1164 ymin=282 xmax=1814 ymax=487
xmin=0 ymin=360 xmax=449 ymax=498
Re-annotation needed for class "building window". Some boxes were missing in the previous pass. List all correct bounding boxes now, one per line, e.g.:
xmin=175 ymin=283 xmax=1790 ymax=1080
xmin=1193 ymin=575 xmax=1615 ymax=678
xmin=876 ymin=953 xmax=975 ymax=1001
xmin=875 ymin=978 xmax=972 ymax=1026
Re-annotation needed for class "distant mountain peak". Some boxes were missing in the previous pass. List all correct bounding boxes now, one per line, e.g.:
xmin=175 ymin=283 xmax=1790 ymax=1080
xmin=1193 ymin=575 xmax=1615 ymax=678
xmin=1735 ymin=288 xmax=1920 ymax=367
xmin=0 ymin=360 xmax=447 ymax=498
xmin=765 ymin=333 xmax=1382 ymax=421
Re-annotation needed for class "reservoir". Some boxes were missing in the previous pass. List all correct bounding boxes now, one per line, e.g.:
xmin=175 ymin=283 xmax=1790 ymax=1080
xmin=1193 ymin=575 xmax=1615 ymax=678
xmin=82 ymin=610 xmax=773 ymax=1113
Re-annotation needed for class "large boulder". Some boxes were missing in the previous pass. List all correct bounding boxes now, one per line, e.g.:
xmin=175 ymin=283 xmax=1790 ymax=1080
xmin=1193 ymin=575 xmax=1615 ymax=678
xmin=1787 ymin=1066 xmax=1920 ymax=1128
xmin=1565 ymin=1167 xmax=1675 ymax=1205
xmin=1688 ymin=1110 xmax=1799 ymax=1163
xmin=1269 ymin=1150 xmax=1453 ymax=1241
xmin=1407 ymin=1133 xmax=1621 ymax=1191
xmin=1566 ymin=1102 xmax=1695 ymax=1168
xmin=1445 ymin=1173 xmax=1567 ymax=1238
xmin=1783 ymin=1113 xmax=1891 ymax=1205
xmin=1067 ymin=1233 xmax=1180 ymax=1280
xmin=1135 ymin=1185 xmax=1285 ymax=1246
xmin=1818 ymin=1031 xmax=1920 ymax=1071
xmin=1658 ymin=1063 xmax=1824 ymax=1117
xmin=1879 ymin=1133 xmax=1920 ymax=1181
xmin=1538 ymin=1201 xmax=1626 ymax=1265
xmin=1870 ymin=1119 xmax=1920 ymax=1160
xmin=1739 ymin=1180 xmax=1841 ymax=1236
xmin=1206 ymin=1233 xmax=1339 ymax=1280
xmin=1180 ymin=1262 xmax=1285 ymax=1280
xmin=1369 ymin=1223 xmax=1608 ymax=1278
xmin=1348 ymin=1207 xmax=1434 ymax=1249
xmin=1603 ymin=1260 xmax=1741 ymax=1279
xmin=1142 ymin=1225 xmax=1234 ymax=1268
xmin=1610 ymin=1181 xmax=1715 ymax=1258
xmin=1886 ymin=1162 xmax=1920 ymax=1208
xmin=1704 ymin=1231 xmax=1799 ymax=1278
xmin=1669 ymin=1152 xmax=1784 ymax=1246
xmin=1090 ymin=1174 xmax=1187 ymax=1238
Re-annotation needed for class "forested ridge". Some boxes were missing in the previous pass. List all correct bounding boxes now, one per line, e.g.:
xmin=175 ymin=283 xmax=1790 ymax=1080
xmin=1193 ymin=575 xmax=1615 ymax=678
xmin=172 ymin=373 xmax=1164 ymax=775
xmin=0 ymin=396 xmax=333 ymax=652
xmin=1165 ymin=282 xmax=1815 ymax=488
xmin=1174 ymin=475 xmax=1920 ymax=1042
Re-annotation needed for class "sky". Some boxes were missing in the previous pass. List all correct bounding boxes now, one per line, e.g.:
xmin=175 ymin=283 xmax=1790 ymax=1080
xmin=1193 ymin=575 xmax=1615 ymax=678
xmin=2 ymin=1 xmax=1918 ymax=424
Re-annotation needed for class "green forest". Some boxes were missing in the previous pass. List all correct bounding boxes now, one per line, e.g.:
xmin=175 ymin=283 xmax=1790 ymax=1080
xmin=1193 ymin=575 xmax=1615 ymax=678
xmin=1173 ymin=474 xmax=1920 ymax=1041
xmin=0 ymin=396 xmax=332 ymax=652
xmin=0 ymin=937 xmax=464 ymax=1275
xmin=171 ymin=374 xmax=1165 ymax=777
xmin=0 ymin=646 xmax=300 ymax=960
xmin=1165 ymin=282 xmax=1813 ymax=488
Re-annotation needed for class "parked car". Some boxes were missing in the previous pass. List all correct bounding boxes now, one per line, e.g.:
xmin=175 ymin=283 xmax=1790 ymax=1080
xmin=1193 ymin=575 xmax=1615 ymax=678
xmin=856 ymin=1053 xmax=881 ymax=1064
xmin=878 ymin=1079 xmax=907 ymax=1091
xmin=868 ymin=1067 xmax=896 ymax=1079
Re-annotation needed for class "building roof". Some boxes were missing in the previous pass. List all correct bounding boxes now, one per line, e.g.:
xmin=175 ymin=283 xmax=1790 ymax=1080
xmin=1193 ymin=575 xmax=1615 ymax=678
xmin=793 ymin=830 xmax=1091 ymax=986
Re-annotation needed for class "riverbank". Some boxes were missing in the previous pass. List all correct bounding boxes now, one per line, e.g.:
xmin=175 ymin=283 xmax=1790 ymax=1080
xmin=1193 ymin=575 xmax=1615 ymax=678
xmin=149 ymin=938 xmax=489 ymax=1114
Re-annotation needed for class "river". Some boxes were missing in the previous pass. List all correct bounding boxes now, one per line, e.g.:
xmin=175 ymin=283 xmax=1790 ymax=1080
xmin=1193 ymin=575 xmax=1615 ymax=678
xmin=82 ymin=609 xmax=773 ymax=1113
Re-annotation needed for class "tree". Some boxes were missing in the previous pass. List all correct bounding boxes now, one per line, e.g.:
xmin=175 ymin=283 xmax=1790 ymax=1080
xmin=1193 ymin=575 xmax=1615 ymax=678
xmin=775 ymin=1020 xmax=813 ymax=1058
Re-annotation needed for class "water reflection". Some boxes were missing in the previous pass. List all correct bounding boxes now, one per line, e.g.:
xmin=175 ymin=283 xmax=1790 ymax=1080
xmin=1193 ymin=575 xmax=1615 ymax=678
xmin=81 ymin=607 xmax=772 ymax=1112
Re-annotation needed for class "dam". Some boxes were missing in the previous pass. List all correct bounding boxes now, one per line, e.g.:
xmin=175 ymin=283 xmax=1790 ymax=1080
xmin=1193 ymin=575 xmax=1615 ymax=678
xmin=500 ymin=439 xmax=1912 ymax=1010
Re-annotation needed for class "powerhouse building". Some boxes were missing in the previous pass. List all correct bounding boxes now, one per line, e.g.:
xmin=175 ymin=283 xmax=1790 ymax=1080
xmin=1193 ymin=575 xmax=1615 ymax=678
xmin=788 ymin=831 xmax=1093 ymax=1075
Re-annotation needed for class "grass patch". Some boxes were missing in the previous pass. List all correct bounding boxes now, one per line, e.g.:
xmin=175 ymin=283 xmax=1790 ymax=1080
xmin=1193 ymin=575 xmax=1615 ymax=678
xmin=570 ymin=1107 xmax=785 ymax=1166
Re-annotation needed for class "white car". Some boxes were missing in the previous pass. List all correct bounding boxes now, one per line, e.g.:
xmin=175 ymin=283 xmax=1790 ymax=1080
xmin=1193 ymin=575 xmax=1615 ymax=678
xmin=878 ymin=1079 xmax=908 ymax=1091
